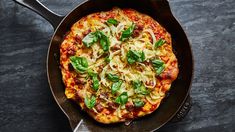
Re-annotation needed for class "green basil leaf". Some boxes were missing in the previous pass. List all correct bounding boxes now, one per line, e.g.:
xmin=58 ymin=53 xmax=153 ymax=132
xmin=156 ymin=65 xmax=165 ymax=75
xmin=100 ymin=37 xmax=110 ymax=51
xmin=111 ymin=80 xmax=123 ymax=94
xmin=70 ymin=56 xmax=88 ymax=73
xmin=120 ymin=23 xmax=135 ymax=41
xmin=92 ymin=74 xmax=99 ymax=91
xmin=154 ymin=38 xmax=166 ymax=48
xmin=133 ymin=99 xmax=145 ymax=107
xmin=87 ymin=69 xmax=99 ymax=91
xmin=115 ymin=92 xmax=128 ymax=105
xmin=87 ymin=69 xmax=94 ymax=76
xmin=132 ymin=80 xmax=149 ymax=95
xmin=132 ymin=80 xmax=142 ymax=89
xmin=85 ymin=96 xmax=96 ymax=109
xmin=107 ymin=18 xmax=118 ymax=25
xmin=96 ymin=31 xmax=110 ymax=52
xmin=152 ymin=59 xmax=164 ymax=67
xmin=82 ymin=32 xmax=99 ymax=47
xmin=126 ymin=50 xmax=145 ymax=64
xmin=82 ymin=31 xmax=110 ymax=52
xmin=104 ymin=56 xmax=111 ymax=63
xmin=152 ymin=59 xmax=165 ymax=75
xmin=107 ymin=73 xmax=119 ymax=82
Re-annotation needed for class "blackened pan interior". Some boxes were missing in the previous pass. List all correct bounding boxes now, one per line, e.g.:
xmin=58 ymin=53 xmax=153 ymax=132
xmin=47 ymin=0 xmax=193 ymax=131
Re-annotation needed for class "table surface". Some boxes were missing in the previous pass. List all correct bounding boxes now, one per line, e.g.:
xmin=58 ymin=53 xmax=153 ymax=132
xmin=0 ymin=0 xmax=234 ymax=132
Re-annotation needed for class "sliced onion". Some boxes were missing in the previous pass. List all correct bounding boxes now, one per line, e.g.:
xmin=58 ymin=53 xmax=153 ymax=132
xmin=146 ymin=95 xmax=160 ymax=105
xmin=143 ymin=29 xmax=156 ymax=45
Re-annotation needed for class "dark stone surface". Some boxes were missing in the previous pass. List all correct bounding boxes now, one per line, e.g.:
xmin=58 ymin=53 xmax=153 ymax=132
xmin=0 ymin=0 xmax=234 ymax=131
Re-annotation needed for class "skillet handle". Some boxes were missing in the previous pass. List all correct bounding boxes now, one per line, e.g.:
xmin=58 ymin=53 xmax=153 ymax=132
xmin=13 ymin=0 xmax=64 ymax=29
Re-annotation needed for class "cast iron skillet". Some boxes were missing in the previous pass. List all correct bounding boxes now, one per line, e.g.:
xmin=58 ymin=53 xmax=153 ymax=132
xmin=14 ymin=0 xmax=193 ymax=131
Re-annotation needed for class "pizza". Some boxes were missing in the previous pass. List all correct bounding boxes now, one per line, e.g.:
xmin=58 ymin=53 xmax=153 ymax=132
xmin=60 ymin=7 xmax=178 ymax=124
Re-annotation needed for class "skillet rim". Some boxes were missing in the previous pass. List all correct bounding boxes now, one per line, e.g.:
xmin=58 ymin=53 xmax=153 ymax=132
xmin=46 ymin=0 xmax=194 ymax=131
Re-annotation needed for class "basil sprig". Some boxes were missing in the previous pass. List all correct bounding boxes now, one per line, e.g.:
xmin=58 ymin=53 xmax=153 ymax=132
xmin=107 ymin=73 xmax=119 ymax=82
xmin=87 ymin=69 xmax=99 ymax=91
xmin=133 ymin=99 xmax=145 ymax=107
xmin=70 ymin=56 xmax=88 ymax=73
xmin=120 ymin=23 xmax=135 ymax=41
xmin=82 ymin=32 xmax=99 ymax=47
xmin=82 ymin=31 xmax=110 ymax=52
xmin=91 ymin=74 xmax=99 ymax=91
xmin=154 ymin=38 xmax=166 ymax=48
xmin=111 ymin=80 xmax=123 ymax=94
xmin=115 ymin=92 xmax=128 ymax=105
xmin=107 ymin=18 xmax=118 ymax=25
xmin=132 ymin=80 xmax=149 ymax=95
xmin=84 ymin=95 xmax=96 ymax=109
xmin=152 ymin=59 xmax=165 ymax=75
xmin=98 ymin=31 xmax=110 ymax=52
xmin=126 ymin=50 xmax=145 ymax=64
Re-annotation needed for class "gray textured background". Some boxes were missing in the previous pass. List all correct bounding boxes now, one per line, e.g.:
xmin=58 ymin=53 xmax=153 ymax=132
xmin=0 ymin=0 xmax=235 ymax=132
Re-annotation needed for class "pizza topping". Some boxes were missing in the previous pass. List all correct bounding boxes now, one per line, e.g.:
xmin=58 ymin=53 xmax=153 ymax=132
xmin=120 ymin=23 xmax=135 ymax=41
xmin=85 ymin=95 xmax=96 ymax=109
xmin=132 ymin=80 xmax=149 ymax=95
xmin=104 ymin=56 xmax=111 ymax=63
xmin=126 ymin=50 xmax=145 ymax=64
xmin=87 ymin=69 xmax=100 ymax=91
xmin=97 ymin=31 xmax=110 ymax=52
xmin=95 ymin=103 xmax=104 ymax=112
xmin=66 ymin=45 xmax=76 ymax=56
xmin=82 ymin=30 xmax=110 ymax=52
xmin=132 ymin=24 xmax=144 ymax=37
xmin=154 ymin=38 xmax=166 ymax=48
xmin=152 ymin=59 xmax=165 ymax=75
xmin=70 ymin=56 xmax=88 ymax=73
xmin=107 ymin=73 xmax=119 ymax=82
xmin=107 ymin=18 xmax=118 ymax=26
xmin=125 ymin=102 xmax=134 ymax=111
xmin=146 ymin=95 xmax=159 ymax=105
xmin=107 ymin=102 xmax=119 ymax=111
xmin=110 ymin=44 xmax=121 ymax=51
xmin=133 ymin=99 xmax=145 ymax=107
xmin=91 ymin=74 xmax=99 ymax=91
xmin=111 ymin=80 xmax=123 ymax=94
xmin=115 ymin=92 xmax=128 ymax=105
xmin=82 ymin=32 xmax=99 ymax=47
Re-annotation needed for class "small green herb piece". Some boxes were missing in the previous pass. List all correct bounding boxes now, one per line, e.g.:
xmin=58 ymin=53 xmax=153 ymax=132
xmin=82 ymin=32 xmax=99 ymax=47
xmin=104 ymin=56 xmax=111 ymax=63
xmin=107 ymin=18 xmax=118 ymax=25
xmin=87 ymin=69 xmax=94 ymax=76
xmin=120 ymin=23 xmax=135 ymax=41
xmin=133 ymin=99 xmax=145 ymax=107
xmin=91 ymin=74 xmax=99 ymax=91
xmin=87 ymin=69 xmax=99 ymax=91
xmin=96 ymin=31 xmax=110 ymax=52
xmin=84 ymin=96 xmax=96 ymax=109
xmin=115 ymin=92 xmax=128 ymax=105
xmin=70 ymin=56 xmax=88 ymax=73
xmin=152 ymin=59 xmax=165 ymax=75
xmin=126 ymin=50 xmax=145 ymax=64
xmin=111 ymin=80 xmax=123 ymax=94
xmin=107 ymin=73 xmax=119 ymax=82
xmin=132 ymin=80 xmax=149 ymax=95
xmin=154 ymin=38 xmax=166 ymax=48
xmin=82 ymin=31 xmax=110 ymax=52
